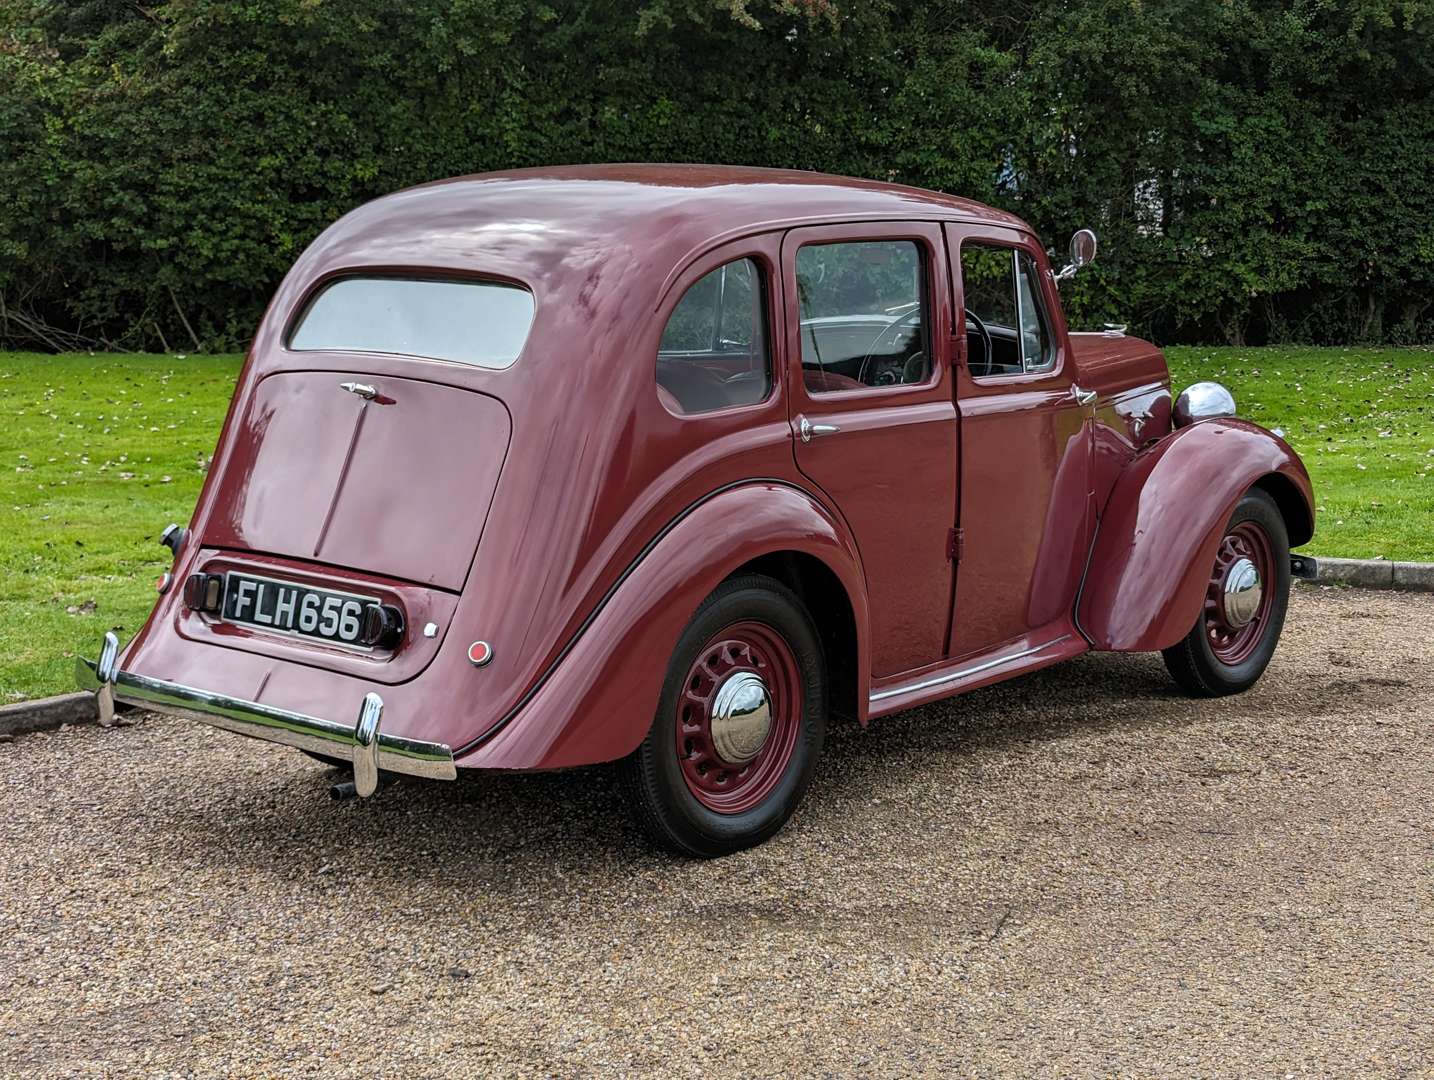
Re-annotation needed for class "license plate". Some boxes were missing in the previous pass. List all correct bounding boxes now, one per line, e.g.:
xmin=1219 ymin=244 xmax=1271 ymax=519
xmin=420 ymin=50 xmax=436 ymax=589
xmin=221 ymin=573 xmax=377 ymax=647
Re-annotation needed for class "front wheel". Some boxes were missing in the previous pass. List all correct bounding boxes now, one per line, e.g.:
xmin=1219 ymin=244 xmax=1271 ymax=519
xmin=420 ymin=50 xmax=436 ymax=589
xmin=1162 ymin=489 xmax=1291 ymax=697
xmin=622 ymin=574 xmax=826 ymax=858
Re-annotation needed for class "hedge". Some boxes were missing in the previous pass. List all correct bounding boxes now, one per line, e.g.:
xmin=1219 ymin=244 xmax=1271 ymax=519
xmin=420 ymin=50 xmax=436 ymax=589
xmin=3 ymin=0 xmax=1433 ymax=351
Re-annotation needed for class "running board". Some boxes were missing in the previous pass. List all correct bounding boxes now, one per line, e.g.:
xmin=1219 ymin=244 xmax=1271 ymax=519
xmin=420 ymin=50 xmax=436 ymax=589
xmin=868 ymin=633 xmax=1085 ymax=718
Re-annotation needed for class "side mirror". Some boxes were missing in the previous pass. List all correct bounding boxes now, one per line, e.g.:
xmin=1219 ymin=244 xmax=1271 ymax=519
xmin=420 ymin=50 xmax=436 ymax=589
xmin=1055 ymin=228 xmax=1098 ymax=283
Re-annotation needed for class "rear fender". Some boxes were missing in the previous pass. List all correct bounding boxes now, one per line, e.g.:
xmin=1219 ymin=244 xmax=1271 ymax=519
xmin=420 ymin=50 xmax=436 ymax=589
xmin=457 ymin=481 xmax=869 ymax=770
xmin=1078 ymin=419 xmax=1314 ymax=652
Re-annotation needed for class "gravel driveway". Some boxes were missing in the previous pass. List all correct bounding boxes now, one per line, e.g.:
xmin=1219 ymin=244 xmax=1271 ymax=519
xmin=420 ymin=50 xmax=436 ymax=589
xmin=2 ymin=585 xmax=1431 ymax=1078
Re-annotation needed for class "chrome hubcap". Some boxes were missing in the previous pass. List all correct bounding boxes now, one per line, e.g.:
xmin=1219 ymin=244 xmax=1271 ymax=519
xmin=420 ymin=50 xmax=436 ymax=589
xmin=1221 ymin=557 xmax=1263 ymax=628
xmin=708 ymin=671 xmax=772 ymax=765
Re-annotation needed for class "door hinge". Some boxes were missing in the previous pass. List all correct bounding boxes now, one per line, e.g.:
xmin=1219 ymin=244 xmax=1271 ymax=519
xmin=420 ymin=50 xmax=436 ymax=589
xmin=947 ymin=527 xmax=965 ymax=562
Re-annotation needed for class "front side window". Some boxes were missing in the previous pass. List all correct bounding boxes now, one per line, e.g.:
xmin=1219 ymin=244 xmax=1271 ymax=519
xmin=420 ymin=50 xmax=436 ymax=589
xmin=961 ymin=243 xmax=1056 ymax=378
xmin=289 ymin=277 xmax=534 ymax=369
xmin=657 ymin=257 xmax=770 ymax=415
xmin=796 ymin=240 xmax=928 ymax=394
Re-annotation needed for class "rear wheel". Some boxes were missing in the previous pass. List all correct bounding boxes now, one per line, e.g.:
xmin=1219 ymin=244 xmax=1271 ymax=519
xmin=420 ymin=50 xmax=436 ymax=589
xmin=622 ymin=574 xmax=826 ymax=858
xmin=1162 ymin=489 xmax=1290 ymax=697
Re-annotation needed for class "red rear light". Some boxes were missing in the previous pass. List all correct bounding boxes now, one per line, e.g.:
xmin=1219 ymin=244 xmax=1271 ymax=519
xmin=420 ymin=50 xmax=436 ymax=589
xmin=183 ymin=573 xmax=223 ymax=612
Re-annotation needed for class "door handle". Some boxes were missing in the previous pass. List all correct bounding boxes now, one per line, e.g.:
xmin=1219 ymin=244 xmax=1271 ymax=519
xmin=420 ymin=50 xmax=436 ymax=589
xmin=340 ymin=381 xmax=378 ymax=400
xmin=798 ymin=416 xmax=840 ymax=443
xmin=1072 ymin=385 xmax=1098 ymax=407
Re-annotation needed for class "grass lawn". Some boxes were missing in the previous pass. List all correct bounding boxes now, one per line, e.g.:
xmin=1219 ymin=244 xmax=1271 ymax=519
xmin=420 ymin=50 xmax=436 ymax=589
xmin=1 ymin=346 xmax=1431 ymax=701
xmin=1 ymin=353 xmax=243 ymax=703
xmin=1166 ymin=346 xmax=1434 ymax=560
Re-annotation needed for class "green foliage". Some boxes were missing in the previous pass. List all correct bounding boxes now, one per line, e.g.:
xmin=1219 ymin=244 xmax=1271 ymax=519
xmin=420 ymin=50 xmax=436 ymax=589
xmin=3 ymin=1 xmax=1433 ymax=351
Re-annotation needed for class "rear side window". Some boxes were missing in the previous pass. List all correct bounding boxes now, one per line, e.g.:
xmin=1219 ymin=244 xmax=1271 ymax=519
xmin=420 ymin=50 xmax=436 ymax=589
xmin=289 ymin=277 xmax=535 ymax=369
xmin=795 ymin=240 xmax=928 ymax=394
xmin=657 ymin=258 xmax=771 ymax=415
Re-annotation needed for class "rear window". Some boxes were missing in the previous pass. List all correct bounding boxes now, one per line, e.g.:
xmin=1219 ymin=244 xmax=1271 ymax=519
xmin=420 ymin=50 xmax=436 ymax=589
xmin=288 ymin=277 xmax=534 ymax=369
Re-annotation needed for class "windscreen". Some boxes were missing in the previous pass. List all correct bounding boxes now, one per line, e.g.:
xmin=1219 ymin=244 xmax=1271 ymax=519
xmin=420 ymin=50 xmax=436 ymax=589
xmin=288 ymin=277 xmax=534 ymax=369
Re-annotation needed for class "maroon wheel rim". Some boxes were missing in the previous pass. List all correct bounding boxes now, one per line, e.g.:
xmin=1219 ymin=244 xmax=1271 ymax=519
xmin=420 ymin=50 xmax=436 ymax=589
xmin=1203 ymin=520 xmax=1275 ymax=665
xmin=674 ymin=620 xmax=803 ymax=815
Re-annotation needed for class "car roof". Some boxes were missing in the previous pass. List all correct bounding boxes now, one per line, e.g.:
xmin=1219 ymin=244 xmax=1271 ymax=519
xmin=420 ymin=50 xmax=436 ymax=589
xmin=296 ymin=165 xmax=1030 ymax=305
xmin=396 ymin=163 xmax=1027 ymax=228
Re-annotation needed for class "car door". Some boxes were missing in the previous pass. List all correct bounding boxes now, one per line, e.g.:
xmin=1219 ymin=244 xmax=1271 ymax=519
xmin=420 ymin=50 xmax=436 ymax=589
xmin=782 ymin=222 xmax=959 ymax=678
xmin=944 ymin=223 xmax=1095 ymax=658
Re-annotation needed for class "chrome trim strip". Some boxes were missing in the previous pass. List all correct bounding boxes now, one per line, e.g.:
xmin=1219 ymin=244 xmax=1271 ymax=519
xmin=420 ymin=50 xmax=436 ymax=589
xmin=76 ymin=634 xmax=455 ymax=785
xmin=869 ymin=635 xmax=1072 ymax=704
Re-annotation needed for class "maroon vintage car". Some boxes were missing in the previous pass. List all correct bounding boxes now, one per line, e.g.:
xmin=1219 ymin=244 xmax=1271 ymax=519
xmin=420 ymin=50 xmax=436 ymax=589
xmin=78 ymin=165 xmax=1315 ymax=856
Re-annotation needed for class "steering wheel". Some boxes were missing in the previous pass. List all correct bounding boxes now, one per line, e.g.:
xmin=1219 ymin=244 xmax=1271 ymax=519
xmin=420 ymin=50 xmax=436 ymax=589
xmin=858 ymin=307 xmax=925 ymax=387
xmin=964 ymin=308 xmax=993 ymax=378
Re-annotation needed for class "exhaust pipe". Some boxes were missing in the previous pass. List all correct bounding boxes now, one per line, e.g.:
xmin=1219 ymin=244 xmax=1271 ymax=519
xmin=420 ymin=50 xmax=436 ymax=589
xmin=329 ymin=774 xmax=388 ymax=801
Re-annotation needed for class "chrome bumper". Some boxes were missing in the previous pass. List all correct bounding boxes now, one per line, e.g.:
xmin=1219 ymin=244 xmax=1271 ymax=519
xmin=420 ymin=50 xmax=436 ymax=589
xmin=76 ymin=632 xmax=456 ymax=796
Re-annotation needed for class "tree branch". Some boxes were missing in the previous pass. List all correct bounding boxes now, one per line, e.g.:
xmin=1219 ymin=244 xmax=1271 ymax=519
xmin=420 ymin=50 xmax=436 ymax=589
xmin=167 ymin=286 xmax=202 ymax=352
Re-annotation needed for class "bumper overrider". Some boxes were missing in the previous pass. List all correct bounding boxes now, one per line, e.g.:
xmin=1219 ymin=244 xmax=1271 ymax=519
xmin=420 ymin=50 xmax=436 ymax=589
xmin=76 ymin=632 xmax=457 ymax=796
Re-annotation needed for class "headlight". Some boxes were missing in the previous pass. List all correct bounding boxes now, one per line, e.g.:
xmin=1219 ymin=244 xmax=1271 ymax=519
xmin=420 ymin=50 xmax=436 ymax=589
xmin=1173 ymin=381 xmax=1236 ymax=427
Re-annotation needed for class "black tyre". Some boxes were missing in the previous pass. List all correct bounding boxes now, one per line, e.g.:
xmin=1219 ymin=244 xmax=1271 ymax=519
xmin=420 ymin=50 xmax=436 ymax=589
xmin=622 ymin=574 xmax=826 ymax=858
xmin=1162 ymin=489 xmax=1291 ymax=697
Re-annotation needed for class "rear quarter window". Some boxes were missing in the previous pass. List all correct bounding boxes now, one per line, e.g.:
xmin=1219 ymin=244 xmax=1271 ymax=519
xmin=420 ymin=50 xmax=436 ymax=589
xmin=288 ymin=277 xmax=535 ymax=369
xmin=656 ymin=257 xmax=772 ymax=415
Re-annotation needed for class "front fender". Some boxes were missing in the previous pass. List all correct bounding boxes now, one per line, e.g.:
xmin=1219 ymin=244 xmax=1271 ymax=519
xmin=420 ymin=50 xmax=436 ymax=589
xmin=1078 ymin=419 xmax=1314 ymax=652
xmin=456 ymin=481 xmax=869 ymax=770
